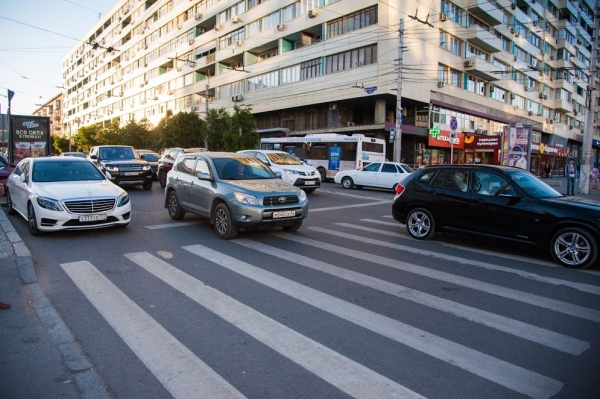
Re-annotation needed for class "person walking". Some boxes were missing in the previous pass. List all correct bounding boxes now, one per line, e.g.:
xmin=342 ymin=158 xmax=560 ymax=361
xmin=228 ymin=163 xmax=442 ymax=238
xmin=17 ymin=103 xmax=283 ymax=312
xmin=590 ymin=164 xmax=600 ymax=190
xmin=565 ymin=158 xmax=577 ymax=196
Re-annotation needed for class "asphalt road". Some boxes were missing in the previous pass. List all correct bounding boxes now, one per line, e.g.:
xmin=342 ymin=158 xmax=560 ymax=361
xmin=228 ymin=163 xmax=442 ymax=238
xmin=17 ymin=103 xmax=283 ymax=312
xmin=7 ymin=182 xmax=600 ymax=399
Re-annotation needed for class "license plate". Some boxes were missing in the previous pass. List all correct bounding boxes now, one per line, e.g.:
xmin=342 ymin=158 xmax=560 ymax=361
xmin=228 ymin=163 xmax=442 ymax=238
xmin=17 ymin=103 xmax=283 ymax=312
xmin=304 ymin=180 xmax=316 ymax=185
xmin=124 ymin=172 xmax=139 ymax=176
xmin=273 ymin=211 xmax=296 ymax=219
xmin=79 ymin=214 xmax=107 ymax=222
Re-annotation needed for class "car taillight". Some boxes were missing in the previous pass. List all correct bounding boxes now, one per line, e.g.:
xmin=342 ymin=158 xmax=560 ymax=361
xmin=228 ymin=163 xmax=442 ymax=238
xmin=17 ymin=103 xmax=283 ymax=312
xmin=395 ymin=184 xmax=405 ymax=195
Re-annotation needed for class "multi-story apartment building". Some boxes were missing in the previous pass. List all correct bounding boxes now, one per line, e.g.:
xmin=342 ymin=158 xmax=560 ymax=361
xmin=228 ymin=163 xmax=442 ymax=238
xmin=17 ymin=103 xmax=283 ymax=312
xmin=62 ymin=0 xmax=600 ymax=172
xmin=32 ymin=94 xmax=64 ymax=140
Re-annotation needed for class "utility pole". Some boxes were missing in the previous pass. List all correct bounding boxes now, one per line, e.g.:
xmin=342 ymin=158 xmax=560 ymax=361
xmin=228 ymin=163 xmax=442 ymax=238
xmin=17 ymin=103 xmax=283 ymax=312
xmin=580 ymin=5 xmax=600 ymax=195
xmin=393 ymin=19 xmax=403 ymax=163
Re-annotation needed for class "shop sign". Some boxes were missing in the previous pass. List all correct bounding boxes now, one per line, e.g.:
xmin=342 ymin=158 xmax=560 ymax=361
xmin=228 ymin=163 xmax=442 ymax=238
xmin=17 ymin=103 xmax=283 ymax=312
xmin=428 ymin=127 xmax=464 ymax=148
xmin=531 ymin=142 xmax=570 ymax=157
xmin=9 ymin=115 xmax=51 ymax=164
xmin=464 ymin=135 xmax=501 ymax=149
xmin=593 ymin=139 xmax=600 ymax=148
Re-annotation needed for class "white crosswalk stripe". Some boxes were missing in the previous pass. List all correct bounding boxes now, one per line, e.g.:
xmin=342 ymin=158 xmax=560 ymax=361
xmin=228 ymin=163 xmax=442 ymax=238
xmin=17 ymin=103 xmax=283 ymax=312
xmin=183 ymin=244 xmax=563 ymax=399
xmin=124 ymin=252 xmax=425 ymax=399
xmin=281 ymin=230 xmax=600 ymax=322
xmin=60 ymin=261 xmax=245 ymax=399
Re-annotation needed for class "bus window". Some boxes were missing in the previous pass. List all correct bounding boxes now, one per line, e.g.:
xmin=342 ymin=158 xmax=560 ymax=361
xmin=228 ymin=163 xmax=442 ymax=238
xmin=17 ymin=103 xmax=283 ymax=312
xmin=261 ymin=143 xmax=275 ymax=150
xmin=362 ymin=142 xmax=384 ymax=153
xmin=310 ymin=145 xmax=327 ymax=160
xmin=340 ymin=142 xmax=357 ymax=161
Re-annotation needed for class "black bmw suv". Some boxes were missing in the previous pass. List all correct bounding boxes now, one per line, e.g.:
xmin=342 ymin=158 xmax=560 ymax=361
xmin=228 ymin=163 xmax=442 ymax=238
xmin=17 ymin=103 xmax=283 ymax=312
xmin=392 ymin=164 xmax=600 ymax=269
xmin=158 ymin=147 xmax=207 ymax=188
xmin=89 ymin=145 xmax=153 ymax=190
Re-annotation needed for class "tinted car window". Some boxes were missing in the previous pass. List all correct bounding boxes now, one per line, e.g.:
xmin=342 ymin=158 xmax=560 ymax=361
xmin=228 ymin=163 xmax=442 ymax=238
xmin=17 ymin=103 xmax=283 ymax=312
xmin=194 ymin=159 xmax=210 ymax=175
xmin=400 ymin=164 xmax=414 ymax=173
xmin=143 ymin=154 xmax=159 ymax=162
xmin=214 ymin=157 xmax=276 ymax=180
xmin=363 ymin=163 xmax=381 ymax=172
xmin=417 ymin=171 xmax=436 ymax=183
xmin=255 ymin=152 xmax=269 ymax=164
xmin=180 ymin=158 xmax=196 ymax=175
xmin=506 ymin=170 xmax=561 ymax=198
xmin=431 ymin=170 xmax=469 ymax=192
xmin=381 ymin=163 xmax=397 ymax=173
xmin=475 ymin=172 xmax=510 ymax=196
xmin=32 ymin=161 xmax=105 ymax=182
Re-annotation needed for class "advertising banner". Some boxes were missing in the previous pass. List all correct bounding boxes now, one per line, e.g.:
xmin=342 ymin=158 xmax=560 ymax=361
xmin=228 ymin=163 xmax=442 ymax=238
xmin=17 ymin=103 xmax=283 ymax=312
xmin=502 ymin=124 xmax=532 ymax=170
xmin=328 ymin=146 xmax=341 ymax=170
xmin=9 ymin=115 xmax=51 ymax=164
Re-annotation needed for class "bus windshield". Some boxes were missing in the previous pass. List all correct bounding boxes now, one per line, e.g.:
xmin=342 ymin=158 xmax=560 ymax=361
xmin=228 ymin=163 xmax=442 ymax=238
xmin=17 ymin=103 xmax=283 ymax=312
xmin=266 ymin=152 xmax=303 ymax=165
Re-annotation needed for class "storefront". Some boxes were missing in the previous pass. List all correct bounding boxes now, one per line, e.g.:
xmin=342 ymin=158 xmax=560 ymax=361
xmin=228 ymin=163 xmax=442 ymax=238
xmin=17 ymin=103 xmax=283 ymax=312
xmin=463 ymin=134 xmax=501 ymax=165
xmin=531 ymin=142 xmax=570 ymax=177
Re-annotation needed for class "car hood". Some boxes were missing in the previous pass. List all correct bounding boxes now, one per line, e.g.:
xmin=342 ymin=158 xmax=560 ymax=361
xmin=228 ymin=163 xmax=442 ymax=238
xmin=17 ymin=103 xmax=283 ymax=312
xmin=34 ymin=180 xmax=125 ymax=200
xmin=223 ymin=178 xmax=302 ymax=195
xmin=101 ymin=159 xmax=150 ymax=166
xmin=273 ymin=163 xmax=317 ymax=173
xmin=539 ymin=195 xmax=600 ymax=211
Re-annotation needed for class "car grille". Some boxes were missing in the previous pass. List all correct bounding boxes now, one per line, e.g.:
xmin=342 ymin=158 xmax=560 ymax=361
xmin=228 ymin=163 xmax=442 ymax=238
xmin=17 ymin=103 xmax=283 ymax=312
xmin=263 ymin=195 xmax=299 ymax=206
xmin=118 ymin=164 xmax=144 ymax=171
xmin=63 ymin=198 xmax=116 ymax=214
xmin=297 ymin=171 xmax=317 ymax=177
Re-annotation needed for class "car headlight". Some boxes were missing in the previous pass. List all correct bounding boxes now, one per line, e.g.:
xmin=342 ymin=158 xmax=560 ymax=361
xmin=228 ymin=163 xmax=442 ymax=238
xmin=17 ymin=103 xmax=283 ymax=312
xmin=283 ymin=169 xmax=300 ymax=175
xmin=299 ymin=190 xmax=307 ymax=202
xmin=117 ymin=193 xmax=130 ymax=207
xmin=143 ymin=165 xmax=151 ymax=171
xmin=234 ymin=192 xmax=259 ymax=205
xmin=105 ymin=165 xmax=119 ymax=172
xmin=37 ymin=196 xmax=63 ymax=211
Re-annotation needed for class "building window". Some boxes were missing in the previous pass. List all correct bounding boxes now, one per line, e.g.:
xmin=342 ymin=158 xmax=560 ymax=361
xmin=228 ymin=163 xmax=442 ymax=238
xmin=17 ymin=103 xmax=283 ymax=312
xmin=281 ymin=64 xmax=300 ymax=84
xmin=300 ymin=58 xmax=322 ymax=80
xmin=439 ymin=32 xmax=462 ymax=56
xmin=247 ymin=71 xmax=279 ymax=92
xmin=327 ymin=6 xmax=377 ymax=39
xmin=325 ymin=44 xmax=377 ymax=74
xmin=219 ymin=27 xmax=245 ymax=49
xmin=282 ymin=2 xmax=301 ymax=22
xmin=490 ymin=86 xmax=506 ymax=102
xmin=467 ymin=75 xmax=486 ymax=96
xmin=513 ymin=94 xmax=525 ymax=109
xmin=440 ymin=1 xmax=464 ymax=25
xmin=217 ymin=80 xmax=244 ymax=99
xmin=466 ymin=44 xmax=488 ymax=61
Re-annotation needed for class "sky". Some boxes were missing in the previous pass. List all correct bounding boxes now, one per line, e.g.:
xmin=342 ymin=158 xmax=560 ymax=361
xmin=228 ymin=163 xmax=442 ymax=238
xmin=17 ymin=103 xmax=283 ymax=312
xmin=0 ymin=0 xmax=118 ymax=115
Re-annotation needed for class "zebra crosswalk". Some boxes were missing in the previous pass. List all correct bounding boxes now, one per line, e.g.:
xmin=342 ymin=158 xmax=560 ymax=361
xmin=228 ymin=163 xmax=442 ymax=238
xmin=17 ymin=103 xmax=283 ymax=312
xmin=60 ymin=215 xmax=600 ymax=399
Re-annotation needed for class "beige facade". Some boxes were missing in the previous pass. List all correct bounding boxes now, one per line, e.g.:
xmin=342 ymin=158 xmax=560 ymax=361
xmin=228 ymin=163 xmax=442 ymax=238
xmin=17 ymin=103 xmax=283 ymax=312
xmin=32 ymin=94 xmax=64 ymax=138
xmin=61 ymin=0 xmax=598 ymax=162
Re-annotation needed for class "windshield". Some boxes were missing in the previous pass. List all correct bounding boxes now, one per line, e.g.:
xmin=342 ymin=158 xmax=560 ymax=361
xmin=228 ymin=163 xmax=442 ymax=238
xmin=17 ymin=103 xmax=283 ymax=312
xmin=32 ymin=160 xmax=105 ymax=182
xmin=266 ymin=152 xmax=303 ymax=165
xmin=62 ymin=152 xmax=87 ymax=158
xmin=214 ymin=157 xmax=277 ymax=180
xmin=505 ymin=170 xmax=562 ymax=198
xmin=99 ymin=147 xmax=138 ymax=160
xmin=142 ymin=153 xmax=160 ymax=162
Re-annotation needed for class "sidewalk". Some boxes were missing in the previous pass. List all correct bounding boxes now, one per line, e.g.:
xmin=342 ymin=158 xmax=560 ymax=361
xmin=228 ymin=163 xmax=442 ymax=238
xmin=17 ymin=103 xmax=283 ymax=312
xmin=539 ymin=175 xmax=600 ymax=198
xmin=0 ymin=205 xmax=109 ymax=399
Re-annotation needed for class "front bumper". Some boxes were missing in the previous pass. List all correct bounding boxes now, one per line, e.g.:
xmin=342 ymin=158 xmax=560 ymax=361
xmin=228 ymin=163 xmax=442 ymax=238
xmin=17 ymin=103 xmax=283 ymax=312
xmin=105 ymin=170 xmax=153 ymax=184
xmin=33 ymin=202 xmax=132 ymax=232
xmin=229 ymin=200 xmax=309 ymax=228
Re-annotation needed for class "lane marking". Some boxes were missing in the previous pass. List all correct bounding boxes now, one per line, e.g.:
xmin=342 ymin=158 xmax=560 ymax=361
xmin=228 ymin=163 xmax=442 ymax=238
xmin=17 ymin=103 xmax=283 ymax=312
xmin=281 ymin=230 xmax=600 ymax=323
xmin=125 ymin=252 xmax=424 ymax=399
xmin=233 ymin=238 xmax=589 ymax=355
xmin=348 ymin=222 xmax=598 ymax=295
xmin=61 ymin=261 xmax=244 ymax=399
xmin=182 ymin=244 xmax=563 ymax=399
xmin=145 ymin=221 xmax=203 ymax=230
xmin=310 ymin=201 xmax=389 ymax=212
xmin=317 ymin=189 xmax=391 ymax=200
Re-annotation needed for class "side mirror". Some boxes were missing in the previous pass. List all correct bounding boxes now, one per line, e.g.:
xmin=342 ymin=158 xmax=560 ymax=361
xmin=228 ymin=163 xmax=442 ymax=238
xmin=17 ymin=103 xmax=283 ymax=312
xmin=197 ymin=172 xmax=212 ymax=181
xmin=275 ymin=171 xmax=282 ymax=178
xmin=19 ymin=174 xmax=27 ymax=183
xmin=139 ymin=154 xmax=145 ymax=159
xmin=89 ymin=154 xmax=97 ymax=160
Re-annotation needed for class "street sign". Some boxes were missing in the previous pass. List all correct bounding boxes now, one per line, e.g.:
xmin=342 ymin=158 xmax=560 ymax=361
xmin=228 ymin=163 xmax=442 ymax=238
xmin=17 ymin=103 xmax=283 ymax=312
xmin=450 ymin=117 xmax=457 ymax=131
xmin=389 ymin=128 xmax=395 ymax=143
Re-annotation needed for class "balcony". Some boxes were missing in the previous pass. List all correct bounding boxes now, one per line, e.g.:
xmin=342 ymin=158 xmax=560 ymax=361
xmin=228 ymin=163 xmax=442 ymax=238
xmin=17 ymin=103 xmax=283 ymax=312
xmin=463 ymin=0 xmax=504 ymax=25
xmin=465 ymin=26 xmax=503 ymax=53
xmin=555 ymin=0 xmax=578 ymax=17
xmin=554 ymin=79 xmax=574 ymax=93
xmin=557 ymin=39 xmax=576 ymax=55
xmin=551 ymin=98 xmax=573 ymax=112
xmin=464 ymin=56 xmax=500 ymax=81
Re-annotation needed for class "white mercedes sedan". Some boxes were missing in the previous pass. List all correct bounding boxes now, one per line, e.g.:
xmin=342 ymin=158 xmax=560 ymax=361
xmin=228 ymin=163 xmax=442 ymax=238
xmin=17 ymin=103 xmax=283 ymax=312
xmin=334 ymin=161 xmax=413 ymax=190
xmin=6 ymin=157 xmax=131 ymax=235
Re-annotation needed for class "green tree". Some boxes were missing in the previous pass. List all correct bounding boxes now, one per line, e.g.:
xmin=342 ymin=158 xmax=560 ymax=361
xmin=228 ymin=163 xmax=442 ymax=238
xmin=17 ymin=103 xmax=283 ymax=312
xmin=120 ymin=119 xmax=156 ymax=150
xmin=205 ymin=108 xmax=229 ymax=151
xmin=95 ymin=121 xmax=122 ymax=145
xmin=72 ymin=125 xmax=100 ymax=153
xmin=160 ymin=111 xmax=206 ymax=149
xmin=222 ymin=106 xmax=259 ymax=152
xmin=51 ymin=135 xmax=71 ymax=154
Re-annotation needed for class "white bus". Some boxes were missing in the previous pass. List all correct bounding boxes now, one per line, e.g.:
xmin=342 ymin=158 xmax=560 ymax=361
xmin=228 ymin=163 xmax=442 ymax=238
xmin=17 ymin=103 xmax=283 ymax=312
xmin=260 ymin=134 xmax=386 ymax=180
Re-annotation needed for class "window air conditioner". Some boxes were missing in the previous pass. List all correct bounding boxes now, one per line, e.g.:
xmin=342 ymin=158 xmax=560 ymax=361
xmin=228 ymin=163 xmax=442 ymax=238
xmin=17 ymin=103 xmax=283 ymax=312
xmin=515 ymin=31 xmax=520 ymax=37
xmin=539 ymin=92 xmax=544 ymax=99
xmin=549 ymin=119 xmax=554 ymax=124
xmin=118 ymin=91 xmax=124 ymax=97
xmin=177 ymin=66 xmax=183 ymax=72
xmin=236 ymin=40 xmax=243 ymax=47
xmin=153 ymin=96 xmax=158 ymax=101
xmin=189 ymin=39 xmax=195 ymax=45
xmin=437 ymin=81 xmax=445 ymax=88
xmin=544 ymin=94 xmax=548 ymax=99
xmin=308 ymin=9 xmax=318 ymax=18
xmin=167 ymin=90 xmax=174 ymax=95
xmin=232 ymin=95 xmax=243 ymax=102
xmin=533 ymin=21 xmax=538 ymax=27
xmin=528 ymin=111 xmax=534 ymax=116
xmin=277 ymin=24 xmax=285 ymax=31
xmin=439 ymin=13 xmax=447 ymax=22
xmin=524 ymin=86 xmax=529 ymax=91
xmin=464 ymin=60 xmax=473 ymax=67
xmin=511 ymin=3 xmax=516 ymax=10
xmin=195 ymin=13 xmax=202 ymax=21
xmin=232 ymin=16 xmax=241 ymax=24
xmin=511 ymin=28 xmax=516 ymax=34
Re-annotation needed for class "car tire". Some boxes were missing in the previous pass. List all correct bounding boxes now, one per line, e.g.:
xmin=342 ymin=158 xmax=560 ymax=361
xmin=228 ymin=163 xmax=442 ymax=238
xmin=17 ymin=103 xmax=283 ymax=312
xmin=6 ymin=190 xmax=17 ymax=215
xmin=214 ymin=203 xmax=238 ymax=240
xmin=406 ymin=208 xmax=435 ymax=240
xmin=143 ymin=180 xmax=152 ymax=190
xmin=159 ymin=171 xmax=166 ymax=188
xmin=167 ymin=190 xmax=185 ymax=220
xmin=317 ymin=167 xmax=326 ymax=182
xmin=550 ymin=227 xmax=598 ymax=269
xmin=28 ymin=202 xmax=42 ymax=236
xmin=341 ymin=177 xmax=354 ymax=189
xmin=304 ymin=188 xmax=316 ymax=194
xmin=282 ymin=221 xmax=302 ymax=232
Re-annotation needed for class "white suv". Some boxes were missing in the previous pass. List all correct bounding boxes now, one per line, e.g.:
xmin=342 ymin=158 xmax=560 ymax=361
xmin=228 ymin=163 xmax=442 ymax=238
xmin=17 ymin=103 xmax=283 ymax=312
xmin=238 ymin=150 xmax=320 ymax=193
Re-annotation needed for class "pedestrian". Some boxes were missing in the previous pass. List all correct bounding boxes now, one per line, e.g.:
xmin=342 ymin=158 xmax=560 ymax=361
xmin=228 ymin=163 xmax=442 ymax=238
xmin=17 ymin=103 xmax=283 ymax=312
xmin=565 ymin=158 xmax=576 ymax=196
xmin=545 ymin=163 xmax=551 ymax=178
xmin=590 ymin=164 xmax=600 ymax=190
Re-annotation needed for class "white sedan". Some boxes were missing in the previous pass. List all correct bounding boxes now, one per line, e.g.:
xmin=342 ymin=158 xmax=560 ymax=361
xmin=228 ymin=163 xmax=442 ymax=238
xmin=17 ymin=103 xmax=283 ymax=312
xmin=6 ymin=157 xmax=131 ymax=235
xmin=334 ymin=161 xmax=413 ymax=190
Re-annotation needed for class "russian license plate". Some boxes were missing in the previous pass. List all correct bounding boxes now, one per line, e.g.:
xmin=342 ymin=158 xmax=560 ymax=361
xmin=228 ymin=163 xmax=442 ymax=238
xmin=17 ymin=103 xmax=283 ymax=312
xmin=79 ymin=214 xmax=107 ymax=222
xmin=124 ymin=172 xmax=139 ymax=176
xmin=273 ymin=211 xmax=296 ymax=219
xmin=304 ymin=180 xmax=316 ymax=185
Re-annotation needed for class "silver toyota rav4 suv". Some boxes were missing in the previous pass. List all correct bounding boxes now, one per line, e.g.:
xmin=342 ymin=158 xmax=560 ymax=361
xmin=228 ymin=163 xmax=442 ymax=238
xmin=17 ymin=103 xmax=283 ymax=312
xmin=164 ymin=152 xmax=309 ymax=239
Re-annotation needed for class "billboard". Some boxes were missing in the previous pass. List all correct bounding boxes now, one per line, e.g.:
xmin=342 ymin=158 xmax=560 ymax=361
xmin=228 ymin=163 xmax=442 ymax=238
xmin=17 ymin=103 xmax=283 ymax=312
xmin=9 ymin=115 xmax=51 ymax=164
xmin=502 ymin=124 xmax=532 ymax=171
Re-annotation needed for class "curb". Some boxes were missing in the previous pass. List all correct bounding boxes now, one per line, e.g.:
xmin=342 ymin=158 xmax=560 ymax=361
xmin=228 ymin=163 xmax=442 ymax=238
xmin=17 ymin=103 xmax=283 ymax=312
xmin=0 ymin=210 xmax=110 ymax=399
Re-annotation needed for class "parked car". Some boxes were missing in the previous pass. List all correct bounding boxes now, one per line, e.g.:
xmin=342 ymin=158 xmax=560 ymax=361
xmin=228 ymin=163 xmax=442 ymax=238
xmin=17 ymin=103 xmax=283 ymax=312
xmin=59 ymin=152 xmax=87 ymax=158
xmin=334 ymin=161 xmax=413 ymax=190
xmin=0 ymin=156 xmax=14 ymax=193
xmin=158 ymin=147 xmax=207 ymax=188
xmin=6 ymin=157 xmax=131 ymax=235
xmin=165 ymin=152 xmax=308 ymax=239
xmin=88 ymin=145 xmax=153 ymax=190
xmin=136 ymin=150 xmax=160 ymax=180
xmin=237 ymin=150 xmax=320 ymax=193
xmin=392 ymin=164 xmax=600 ymax=269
